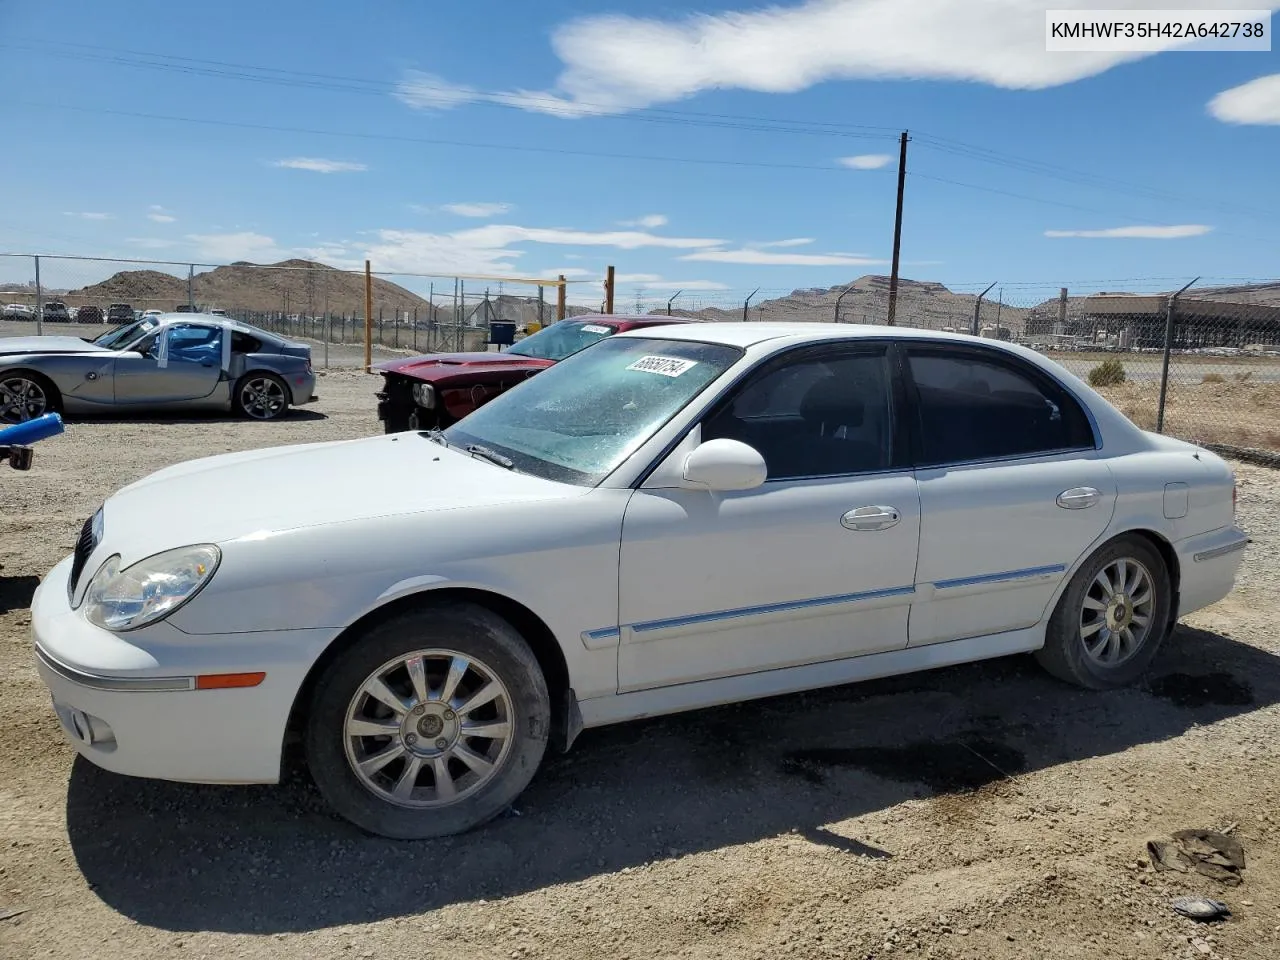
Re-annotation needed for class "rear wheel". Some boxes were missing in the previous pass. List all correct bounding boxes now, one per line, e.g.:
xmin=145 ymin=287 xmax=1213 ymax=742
xmin=0 ymin=372 xmax=60 ymax=424
xmin=305 ymin=602 xmax=550 ymax=839
xmin=1035 ymin=534 xmax=1171 ymax=689
xmin=233 ymin=372 xmax=290 ymax=421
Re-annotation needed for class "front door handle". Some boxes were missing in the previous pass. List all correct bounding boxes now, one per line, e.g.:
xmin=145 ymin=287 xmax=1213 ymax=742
xmin=1056 ymin=486 xmax=1101 ymax=510
xmin=841 ymin=505 xmax=901 ymax=531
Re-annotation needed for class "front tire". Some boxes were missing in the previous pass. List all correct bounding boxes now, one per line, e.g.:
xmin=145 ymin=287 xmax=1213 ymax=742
xmin=0 ymin=372 xmax=61 ymax=425
xmin=1035 ymin=534 xmax=1172 ymax=689
xmin=233 ymin=372 xmax=290 ymax=421
xmin=305 ymin=602 xmax=550 ymax=839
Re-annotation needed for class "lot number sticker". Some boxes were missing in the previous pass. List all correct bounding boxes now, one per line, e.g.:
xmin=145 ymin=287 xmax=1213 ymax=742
xmin=627 ymin=355 xmax=698 ymax=377
xmin=580 ymin=324 xmax=611 ymax=334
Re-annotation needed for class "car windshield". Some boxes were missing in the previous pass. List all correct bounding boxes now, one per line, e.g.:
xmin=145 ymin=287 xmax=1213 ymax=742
xmin=92 ymin=317 xmax=158 ymax=349
xmin=446 ymin=336 xmax=742 ymax=485
xmin=504 ymin=320 xmax=619 ymax=361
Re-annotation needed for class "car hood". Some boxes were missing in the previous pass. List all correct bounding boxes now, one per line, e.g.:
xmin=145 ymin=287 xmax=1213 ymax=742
xmin=102 ymin=433 xmax=576 ymax=562
xmin=374 ymin=351 xmax=555 ymax=379
xmin=0 ymin=336 xmax=107 ymax=356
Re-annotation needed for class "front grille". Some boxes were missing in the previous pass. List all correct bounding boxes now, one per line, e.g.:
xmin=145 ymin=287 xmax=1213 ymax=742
xmin=69 ymin=510 xmax=101 ymax=595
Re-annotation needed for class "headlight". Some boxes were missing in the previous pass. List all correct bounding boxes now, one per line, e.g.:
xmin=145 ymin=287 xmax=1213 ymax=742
xmin=83 ymin=545 xmax=221 ymax=632
xmin=412 ymin=382 xmax=436 ymax=408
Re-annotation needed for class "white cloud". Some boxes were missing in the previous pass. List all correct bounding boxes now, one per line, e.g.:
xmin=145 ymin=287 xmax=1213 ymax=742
xmin=147 ymin=213 xmax=177 ymax=223
xmin=186 ymin=231 xmax=281 ymax=261
xmin=362 ymin=223 xmax=724 ymax=276
xmin=126 ymin=237 xmax=178 ymax=250
xmin=272 ymin=157 xmax=368 ymax=174
xmin=456 ymin=224 xmax=723 ymax=250
xmin=620 ymin=214 xmax=669 ymax=228
xmin=541 ymin=267 xmax=595 ymax=278
xmin=681 ymin=249 xmax=886 ymax=266
xmin=394 ymin=71 xmax=481 ymax=110
xmin=442 ymin=202 xmax=513 ymax=218
xmin=1044 ymin=225 xmax=1213 ymax=239
xmin=1209 ymin=74 xmax=1280 ymax=125
xmin=839 ymin=154 xmax=893 ymax=169
xmin=447 ymin=0 xmax=1280 ymax=117
xmin=756 ymin=238 xmax=815 ymax=248
xmin=64 ymin=211 xmax=113 ymax=220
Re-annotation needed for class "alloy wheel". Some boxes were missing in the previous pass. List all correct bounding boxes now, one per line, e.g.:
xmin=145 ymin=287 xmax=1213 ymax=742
xmin=343 ymin=649 xmax=514 ymax=808
xmin=239 ymin=377 xmax=286 ymax=419
xmin=1080 ymin=557 xmax=1155 ymax=666
xmin=0 ymin=377 xmax=48 ymax=424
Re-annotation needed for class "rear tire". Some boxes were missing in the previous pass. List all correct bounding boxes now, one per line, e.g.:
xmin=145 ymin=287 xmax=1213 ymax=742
xmin=305 ymin=602 xmax=550 ymax=839
xmin=232 ymin=372 xmax=290 ymax=421
xmin=1035 ymin=534 xmax=1171 ymax=690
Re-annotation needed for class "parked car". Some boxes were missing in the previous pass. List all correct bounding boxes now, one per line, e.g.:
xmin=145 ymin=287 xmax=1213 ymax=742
xmin=107 ymin=303 xmax=134 ymax=325
xmin=30 ymin=323 xmax=1245 ymax=838
xmin=0 ymin=312 xmax=316 ymax=423
xmin=374 ymin=315 xmax=689 ymax=433
xmin=41 ymin=301 xmax=71 ymax=323
xmin=2 ymin=304 xmax=34 ymax=321
xmin=75 ymin=305 xmax=104 ymax=324
xmin=142 ymin=309 xmax=164 ymax=318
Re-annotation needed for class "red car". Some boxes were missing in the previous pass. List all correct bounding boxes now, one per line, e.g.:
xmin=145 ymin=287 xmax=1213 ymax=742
xmin=374 ymin=314 xmax=689 ymax=433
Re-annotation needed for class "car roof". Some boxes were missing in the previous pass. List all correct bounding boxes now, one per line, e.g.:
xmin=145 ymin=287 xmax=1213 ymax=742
xmin=612 ymin=321 xmax=1003 ymax=350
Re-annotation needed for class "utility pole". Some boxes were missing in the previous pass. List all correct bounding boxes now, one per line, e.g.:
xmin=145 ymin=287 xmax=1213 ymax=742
xmin=886 ymin=130 xmax=909 ymax=326
xmin=557 ymin=274 xmax=567 ymax=321
xmin=34 ymin=256 xmax=43 ymax=336
xmin=363 ymin=260 xmax=373 ymax=372
xmin=744 ymin=287 xmax=760 ymax=323
xmin=604 ymin=265 xmax=616 ymax=314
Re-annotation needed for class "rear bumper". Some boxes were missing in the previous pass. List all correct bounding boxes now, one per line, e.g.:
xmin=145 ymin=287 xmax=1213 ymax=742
xmin=1173 ymin=525 xmax=1248 ymax=618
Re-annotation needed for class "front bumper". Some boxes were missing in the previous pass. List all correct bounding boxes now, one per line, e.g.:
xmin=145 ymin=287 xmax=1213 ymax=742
xmin=32 ymin=555 xmax=332 ymax=784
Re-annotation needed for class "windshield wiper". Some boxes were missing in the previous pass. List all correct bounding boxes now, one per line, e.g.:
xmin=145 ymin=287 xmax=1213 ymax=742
xmin=424 ymin=427 xmax=449 ymax=447
xmin=465 ymin=444 xmax=514 ymax=469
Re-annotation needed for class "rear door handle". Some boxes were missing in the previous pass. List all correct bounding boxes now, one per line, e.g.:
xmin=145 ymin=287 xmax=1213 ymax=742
xmin=1057 ymin=486 xmax=1101 ymax=510
xmin=841 ymin=505 xmax=901 ymax=531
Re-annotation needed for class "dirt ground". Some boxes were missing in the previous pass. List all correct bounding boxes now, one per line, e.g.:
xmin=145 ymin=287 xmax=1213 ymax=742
xmin=3 ymin=373 xmax=1280 ymax=960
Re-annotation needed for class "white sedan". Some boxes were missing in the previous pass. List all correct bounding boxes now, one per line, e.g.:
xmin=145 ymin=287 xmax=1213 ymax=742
xmin=32 ymin=323 xmax=1246 ymax=838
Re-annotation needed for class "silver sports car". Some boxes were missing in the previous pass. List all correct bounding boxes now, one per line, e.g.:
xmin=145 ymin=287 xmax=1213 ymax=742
xmin=0 ymin=313 xmax=317 ymax=424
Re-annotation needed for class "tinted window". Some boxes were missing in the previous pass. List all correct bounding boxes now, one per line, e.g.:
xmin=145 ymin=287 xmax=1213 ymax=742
xmin=703 ymin=350 xmax=893 ymax=479
xmin=231 ymin=330 xmax=262 ymax=353
xmin=907 ymin=349 xmax=1094 ymax=465
xmin=504 ymin=320 xmax=616 ymax=361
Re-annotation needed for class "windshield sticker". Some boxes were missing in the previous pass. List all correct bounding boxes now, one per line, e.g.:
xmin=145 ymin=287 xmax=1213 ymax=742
xmin=580 ymin=324 xmax=611 ymax=334
xmin=627 ymin=355 xmax=698 ymax=377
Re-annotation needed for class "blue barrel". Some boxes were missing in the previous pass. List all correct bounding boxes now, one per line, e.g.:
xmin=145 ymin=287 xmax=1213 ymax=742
xmin=0 ymin=413 xmax=65 ymax=446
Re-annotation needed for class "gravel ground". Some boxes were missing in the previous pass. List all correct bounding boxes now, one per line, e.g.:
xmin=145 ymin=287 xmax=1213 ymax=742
xmin=3 ymin=374 xmax=1280 ymax=960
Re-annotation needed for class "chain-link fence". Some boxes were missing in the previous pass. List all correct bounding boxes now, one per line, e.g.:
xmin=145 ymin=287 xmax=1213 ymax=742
xmin=0 ymin=254 xmax=577 ymax=367
xmin=3 ymin=253 xmax=1278 ymax=456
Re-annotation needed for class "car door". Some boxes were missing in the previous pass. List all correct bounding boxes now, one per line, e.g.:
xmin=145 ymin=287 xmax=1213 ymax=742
xmin=113 ymin=323 xmax=224 ymax=404
xmin=903 ymin=344 xmax=1117 ymax=647
xmin=616 ymin=343 xmax=920 ymax=693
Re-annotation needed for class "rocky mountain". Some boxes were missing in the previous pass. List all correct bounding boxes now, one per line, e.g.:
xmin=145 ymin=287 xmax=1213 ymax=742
xmin=665 ymin=276 xmax=1031 ymax=334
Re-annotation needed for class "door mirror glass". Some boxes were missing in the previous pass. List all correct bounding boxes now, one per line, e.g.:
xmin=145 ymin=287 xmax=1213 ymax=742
xmin=682 ymin=438 xmax=767 ymax=492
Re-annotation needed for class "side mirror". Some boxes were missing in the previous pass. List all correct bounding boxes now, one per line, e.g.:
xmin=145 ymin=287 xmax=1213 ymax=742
xmin=681 ymin=438 xmax=767 ymax=492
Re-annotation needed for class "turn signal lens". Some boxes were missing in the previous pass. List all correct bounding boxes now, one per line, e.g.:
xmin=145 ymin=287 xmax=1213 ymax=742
xmin=195 ymin=672 xmax=266 ymax=690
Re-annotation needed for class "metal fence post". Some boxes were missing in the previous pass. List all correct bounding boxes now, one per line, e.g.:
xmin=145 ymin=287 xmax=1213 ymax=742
xmin=324 ymin=315 xmax=330 ymax=369
xmin=1156 ymin=277 xmax=1199 ymax=434
xmin=187 ymin=264 xmax=195 ymax=311
xmin=34 ymin=255 xmax=43 ymax=336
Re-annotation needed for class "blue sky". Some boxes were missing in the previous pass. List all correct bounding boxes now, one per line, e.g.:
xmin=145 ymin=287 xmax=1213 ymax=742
xmin=1 ymin=0 xmax=1278 ymax=307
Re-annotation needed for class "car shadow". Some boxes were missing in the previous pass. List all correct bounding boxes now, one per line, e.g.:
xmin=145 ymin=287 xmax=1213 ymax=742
xmin=67 ymin=409 xmax=328 ymax=425
xmin=0 ymin=574 xmax=39 ymax=614
xmin=67 ymin=624 xmax=1280 ymax=934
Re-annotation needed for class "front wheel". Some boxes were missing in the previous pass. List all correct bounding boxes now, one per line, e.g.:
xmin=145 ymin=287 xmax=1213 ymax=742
xmin=233 ymin=372 xmax=290 ymax=421
xmin=1035 ymin=534 xmax=1172 ymax=689
xmin=0 ymin=373 xmax=60 ymax=425
xmin=305 ymin=602 xmax=550 ymax=839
